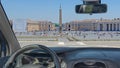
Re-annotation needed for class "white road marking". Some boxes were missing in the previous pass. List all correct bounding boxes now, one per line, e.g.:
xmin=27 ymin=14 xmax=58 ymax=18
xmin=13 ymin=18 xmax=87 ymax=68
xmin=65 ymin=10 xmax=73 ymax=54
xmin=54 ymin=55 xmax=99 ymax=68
xmin=76 ymin=42 xmax=86 ymax=45
xmin=58 ymin=42 xmax=65 ymax=45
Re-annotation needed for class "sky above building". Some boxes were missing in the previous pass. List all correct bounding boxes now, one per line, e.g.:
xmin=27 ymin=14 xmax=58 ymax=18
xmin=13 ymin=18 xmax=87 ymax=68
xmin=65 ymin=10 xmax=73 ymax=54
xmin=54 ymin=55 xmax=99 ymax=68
xmin=1 ymin=0 xmax=120 ymax=23
xmin=1 ymin=0 xmax=120 ymax=32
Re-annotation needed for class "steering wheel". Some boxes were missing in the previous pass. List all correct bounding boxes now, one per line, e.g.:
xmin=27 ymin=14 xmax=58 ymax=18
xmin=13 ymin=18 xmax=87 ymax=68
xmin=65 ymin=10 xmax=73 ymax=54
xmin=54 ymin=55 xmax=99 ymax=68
xmin=4 ymin=44 xmax=61 ymax=68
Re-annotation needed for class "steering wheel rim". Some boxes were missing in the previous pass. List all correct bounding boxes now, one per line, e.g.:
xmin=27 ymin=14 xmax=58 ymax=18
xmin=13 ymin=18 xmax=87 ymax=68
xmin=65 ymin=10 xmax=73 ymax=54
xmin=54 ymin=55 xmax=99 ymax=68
xmin=4 ymin=44 xmax=61 ymax=68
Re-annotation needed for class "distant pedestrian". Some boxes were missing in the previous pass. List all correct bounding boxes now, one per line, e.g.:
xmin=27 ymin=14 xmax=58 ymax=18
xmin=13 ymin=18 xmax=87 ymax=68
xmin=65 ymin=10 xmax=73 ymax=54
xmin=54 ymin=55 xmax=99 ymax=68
xmin=84 ymin=35 xmax=86 ymax=38
xmin=98 ymin=36 xmax=100 ymax=39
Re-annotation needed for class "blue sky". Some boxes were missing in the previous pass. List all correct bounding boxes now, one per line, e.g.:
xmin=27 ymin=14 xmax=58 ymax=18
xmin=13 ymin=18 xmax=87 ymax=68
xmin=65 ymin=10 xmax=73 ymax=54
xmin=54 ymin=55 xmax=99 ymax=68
xmin=1 ymin=0 xmax=120 ymax=23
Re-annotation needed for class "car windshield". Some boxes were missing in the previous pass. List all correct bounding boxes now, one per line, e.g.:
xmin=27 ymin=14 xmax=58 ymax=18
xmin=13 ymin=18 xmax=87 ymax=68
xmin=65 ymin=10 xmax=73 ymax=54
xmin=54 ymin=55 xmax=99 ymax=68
xmin=1 ymin=0 xmax=120 ymax=48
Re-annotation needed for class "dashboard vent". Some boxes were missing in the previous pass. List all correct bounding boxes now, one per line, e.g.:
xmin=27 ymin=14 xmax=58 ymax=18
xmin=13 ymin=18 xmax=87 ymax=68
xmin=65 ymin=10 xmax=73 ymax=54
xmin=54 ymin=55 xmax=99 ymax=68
xmin=74 ymin=62 xmax=106 ymax=68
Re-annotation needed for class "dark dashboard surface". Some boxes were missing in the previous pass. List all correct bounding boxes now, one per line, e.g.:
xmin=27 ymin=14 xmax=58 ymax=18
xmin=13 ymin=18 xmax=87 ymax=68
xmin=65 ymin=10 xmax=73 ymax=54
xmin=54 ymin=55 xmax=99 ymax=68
xmin=50 ymin=47 xmax=120 ymax=68
xmin=1 ymin=47 xmax=120 ymax=68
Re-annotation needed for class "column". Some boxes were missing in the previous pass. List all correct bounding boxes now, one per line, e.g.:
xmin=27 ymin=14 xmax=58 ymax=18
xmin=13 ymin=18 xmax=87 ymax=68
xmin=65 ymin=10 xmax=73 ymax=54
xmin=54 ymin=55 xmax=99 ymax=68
xmin=112 ymin=24 xmax=114 ymax=31
xmin=103 ymin=23 xmax=105 ymax=31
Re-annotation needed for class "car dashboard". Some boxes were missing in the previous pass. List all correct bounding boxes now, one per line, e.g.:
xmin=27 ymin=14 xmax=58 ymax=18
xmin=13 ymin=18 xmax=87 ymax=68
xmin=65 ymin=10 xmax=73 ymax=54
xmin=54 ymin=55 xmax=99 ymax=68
xmin=16 ymin=47 xmax=120 ymax=68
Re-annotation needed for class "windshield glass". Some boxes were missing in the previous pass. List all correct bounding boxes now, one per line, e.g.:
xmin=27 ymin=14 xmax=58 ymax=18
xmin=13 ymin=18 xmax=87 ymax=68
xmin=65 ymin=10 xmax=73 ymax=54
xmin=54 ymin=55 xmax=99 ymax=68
xmin=1 ymin=0 xmax=120 ymax=47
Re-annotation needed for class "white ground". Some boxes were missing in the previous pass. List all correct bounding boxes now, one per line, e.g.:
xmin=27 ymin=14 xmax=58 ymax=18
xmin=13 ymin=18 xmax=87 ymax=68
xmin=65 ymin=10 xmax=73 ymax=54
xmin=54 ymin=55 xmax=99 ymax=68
xmin=19 ymin=41 xmax=120 ymax=48
xmin=16 ymin=31 xmax=120 ymax=48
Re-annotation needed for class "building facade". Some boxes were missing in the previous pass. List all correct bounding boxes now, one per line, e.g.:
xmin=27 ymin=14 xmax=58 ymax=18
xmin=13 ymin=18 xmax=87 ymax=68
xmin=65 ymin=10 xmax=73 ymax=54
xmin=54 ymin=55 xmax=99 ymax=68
xmin=64 ymin=19 xmax=120 ymax=31
xmin=26 ymin=19 xmax=56 ymax=32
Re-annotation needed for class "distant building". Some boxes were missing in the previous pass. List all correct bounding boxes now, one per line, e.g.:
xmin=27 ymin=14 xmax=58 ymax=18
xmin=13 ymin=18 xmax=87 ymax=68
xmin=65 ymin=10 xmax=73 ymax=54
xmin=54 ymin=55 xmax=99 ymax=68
xmin=64 ymin=19 xmax=120 ymax=31
xmin=26 ymin=19 xmax=56 ymax=32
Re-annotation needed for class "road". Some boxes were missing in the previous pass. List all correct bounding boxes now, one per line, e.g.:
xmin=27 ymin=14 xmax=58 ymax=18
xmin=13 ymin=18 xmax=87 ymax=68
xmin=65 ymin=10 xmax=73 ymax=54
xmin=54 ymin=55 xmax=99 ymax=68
xmin=19 ymin=41 xmax=120 ymax=48
xmin=16 ymin=33 xmax=120 ymax=48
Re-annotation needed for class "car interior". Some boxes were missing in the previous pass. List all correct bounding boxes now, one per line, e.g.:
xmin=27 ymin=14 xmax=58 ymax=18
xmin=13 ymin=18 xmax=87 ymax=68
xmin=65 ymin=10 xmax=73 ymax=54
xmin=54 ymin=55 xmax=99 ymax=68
xmin=0 ymin=0 xmax=120 ymax=68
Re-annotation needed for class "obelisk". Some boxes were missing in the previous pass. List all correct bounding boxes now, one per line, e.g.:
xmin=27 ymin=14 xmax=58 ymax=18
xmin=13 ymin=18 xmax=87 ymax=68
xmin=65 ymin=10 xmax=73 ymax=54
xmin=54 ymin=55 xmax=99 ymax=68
xmin=59 ymin=5 xmax=62 ymax=34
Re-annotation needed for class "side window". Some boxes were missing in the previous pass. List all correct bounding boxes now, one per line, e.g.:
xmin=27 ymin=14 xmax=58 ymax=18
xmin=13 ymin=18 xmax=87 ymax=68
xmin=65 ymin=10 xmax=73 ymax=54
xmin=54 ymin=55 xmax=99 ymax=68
xmin=0 ymin=31 xmax=9 ymax=57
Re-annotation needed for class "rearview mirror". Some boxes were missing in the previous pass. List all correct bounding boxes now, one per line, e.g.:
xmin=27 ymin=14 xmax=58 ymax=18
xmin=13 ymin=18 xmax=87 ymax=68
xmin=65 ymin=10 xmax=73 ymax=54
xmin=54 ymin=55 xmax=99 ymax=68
xmin=75 ymin=4 xmax=107 ymax=14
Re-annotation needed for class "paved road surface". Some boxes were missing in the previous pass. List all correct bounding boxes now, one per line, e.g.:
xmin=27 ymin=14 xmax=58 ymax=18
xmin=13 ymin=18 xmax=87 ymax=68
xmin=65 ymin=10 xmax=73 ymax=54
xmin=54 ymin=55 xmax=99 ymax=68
xmin=17 ymin=35 xmax=120 ymax=48
xmin=19 ymin=41 xmax=120 ymax=48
